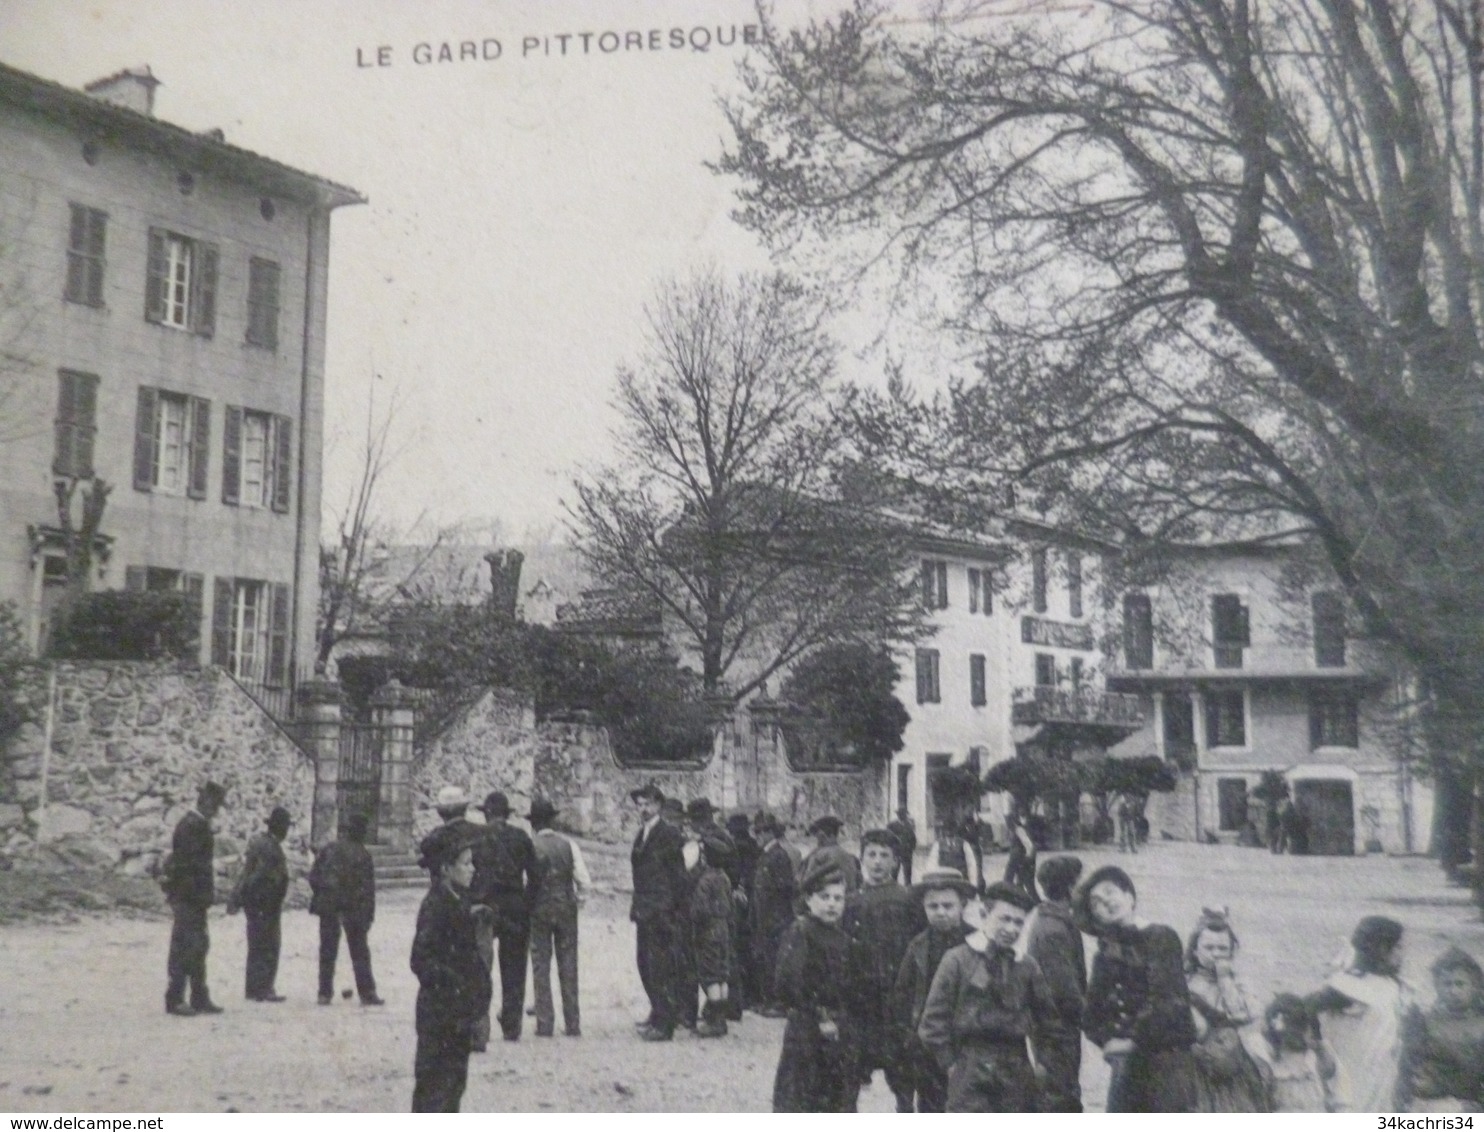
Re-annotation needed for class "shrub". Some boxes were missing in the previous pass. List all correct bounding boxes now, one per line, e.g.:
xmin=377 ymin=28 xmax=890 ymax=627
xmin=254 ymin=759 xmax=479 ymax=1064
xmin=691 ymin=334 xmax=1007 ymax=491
xmin=48 ymin=591 xmax=198 ymax=661
xmin=779 ymin=643 xmax=910 ymax=766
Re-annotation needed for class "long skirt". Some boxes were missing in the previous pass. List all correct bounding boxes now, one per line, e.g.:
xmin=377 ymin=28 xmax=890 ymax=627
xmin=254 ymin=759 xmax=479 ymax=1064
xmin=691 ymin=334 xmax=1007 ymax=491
xmin=772 ymin=1012 xmax=859 ymax=1112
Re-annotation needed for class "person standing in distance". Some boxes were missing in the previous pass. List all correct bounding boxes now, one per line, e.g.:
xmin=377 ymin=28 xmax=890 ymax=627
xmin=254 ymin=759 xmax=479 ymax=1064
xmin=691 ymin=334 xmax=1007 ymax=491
xmin=227 ymin=804 xmax=292 ymax=1002
xmin=527 ymin=797 xmax=589 ymax=1038
xmin=309 ymin=811 xmax=383 ymax=1006
xmin=471 ymin=790 xmax=540 ymax=1042
xmin=630 ymin=782 xmax=687 ymax=1041
xmin=163 ymin=780 xmax=228 ymax=1016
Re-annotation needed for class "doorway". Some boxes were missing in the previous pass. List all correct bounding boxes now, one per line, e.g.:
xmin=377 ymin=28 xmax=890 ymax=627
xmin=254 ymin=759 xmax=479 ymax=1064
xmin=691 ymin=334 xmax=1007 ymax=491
xmin=1293 ymin=778 xmax=1355 ymax=856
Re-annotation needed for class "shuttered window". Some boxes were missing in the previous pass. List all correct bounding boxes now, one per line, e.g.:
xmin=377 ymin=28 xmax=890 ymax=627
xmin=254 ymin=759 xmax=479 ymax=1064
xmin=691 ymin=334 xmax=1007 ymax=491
xmin=969 ymin=653 xmax=987 ymax=707
xmin=222 ymin=407 xmax=292 ymax=512
xmin=1123 ymin=592 xmax=1154 ymax=669
xmin=920 ymin=559 xmax=948 ymax=610
xmin=212 ymin=577 xmax=291 ymax=687
xmin=967 ymin=567 xmax=993 ymax=615
xmin=245 ymin=257 xmax=280 ymax=349
xmin=1032 ymin=548 xmax=1048 ymax=613
xmin=145 ymin=228 xmax=217 ymax=335
xmin=54 ymin=370 xmax=99 ymax=478
xmin=1211 ymin=593 xmax=1249 ymax=669
xmin=1204 ymin=690 xmax=1247 ymax=747
xmin=132 ymin=387 xmax=210 ymax=497
xmin=915 ymin=649 xmax=941 ymax=704
xmin=65 ymin=204 xmax=107 ymax=307
xmin=1313 ymin=591 xmax=1346 ymax=667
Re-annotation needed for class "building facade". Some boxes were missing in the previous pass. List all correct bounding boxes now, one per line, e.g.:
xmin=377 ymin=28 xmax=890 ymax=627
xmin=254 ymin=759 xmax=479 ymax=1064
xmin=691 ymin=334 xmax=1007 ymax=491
xmin=1106 ymin=545 xmax=1431 ymax=855
xmin=0 ymin=63 xmax=362 ymax=688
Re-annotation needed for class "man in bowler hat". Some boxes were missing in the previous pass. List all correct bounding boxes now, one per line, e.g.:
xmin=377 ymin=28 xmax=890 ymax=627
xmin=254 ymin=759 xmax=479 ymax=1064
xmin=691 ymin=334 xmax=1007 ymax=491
xmin=163 ymin=780 xmax=227 ymax=1016
xmin=528 ymin=797 xmax=589 ymax=1037
xmin=471 ymin=790 xmax=540 ymax=1042
xmin=630 ymin=781 xmax=688 ymax=1040
xmin=228 ymin=804 xmax=292 ymax=1002
xmin=309 ymin=811 xmax=383 ymax=1006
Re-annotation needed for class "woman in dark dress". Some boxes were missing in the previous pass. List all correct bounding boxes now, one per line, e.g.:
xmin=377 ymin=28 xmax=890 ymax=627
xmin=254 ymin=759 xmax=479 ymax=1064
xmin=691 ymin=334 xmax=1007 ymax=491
xmin=1077 ymin=865 xmax=1199 ymax=1112
xmin=772 ymin=860 xmax=864 ymax=1112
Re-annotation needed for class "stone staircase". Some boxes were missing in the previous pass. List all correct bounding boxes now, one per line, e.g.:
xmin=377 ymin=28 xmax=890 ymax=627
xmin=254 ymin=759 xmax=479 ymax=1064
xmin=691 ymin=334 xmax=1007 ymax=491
xmin=368 ymin=843 xmax=425 ymax=889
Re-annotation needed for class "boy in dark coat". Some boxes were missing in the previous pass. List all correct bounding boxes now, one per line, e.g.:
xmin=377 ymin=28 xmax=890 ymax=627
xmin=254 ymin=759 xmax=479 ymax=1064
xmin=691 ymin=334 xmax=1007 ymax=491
xmin=750 ymin=812 xmax=796 ymax=1016
xmin=1025 ymin=855 xmax=1086 ymax=1111
xmin=684 ymin=830 xmax=736 ymax=1037
xmin=411 ymin=823 xmax=492 ymax=1112
xmin=162 ymin=780 xmax=227 ymax=1016
xmin=891 ymin=867 xmax=976 ymax=1111
xmin=843 ymin=828 xmax=926 ymax=1111
xmin=919 ymin=881 xmax=1057 ymax=1112
xmin=309 ymin=811 xmax=382 ymax=1006
xmin=228 ymin=804 xmax=292 ymax=1002
xmin=772 ymin=859 xmax=865 ymax=1112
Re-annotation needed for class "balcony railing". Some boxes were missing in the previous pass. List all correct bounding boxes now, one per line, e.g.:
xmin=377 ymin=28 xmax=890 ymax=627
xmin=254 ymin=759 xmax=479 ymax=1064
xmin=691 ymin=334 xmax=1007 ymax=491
xmin=1011 ymin=685 xmax=1146 ymax=729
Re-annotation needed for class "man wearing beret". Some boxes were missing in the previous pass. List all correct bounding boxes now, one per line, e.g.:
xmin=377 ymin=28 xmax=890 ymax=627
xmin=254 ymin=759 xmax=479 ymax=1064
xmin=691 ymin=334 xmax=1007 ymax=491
xmin=162 ymin=780 xmax=227 ymax=1016
xmin=629 ymin=782 xmax=688 ymax=1041
xmin=228 ymin=804 xmax=293 ymax=1002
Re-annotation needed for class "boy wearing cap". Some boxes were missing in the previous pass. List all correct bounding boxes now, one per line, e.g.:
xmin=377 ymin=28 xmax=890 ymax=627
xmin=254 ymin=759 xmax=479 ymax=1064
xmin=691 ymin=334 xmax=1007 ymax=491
xmin=891 ymin=867 xmax=976 ymax=1111
xmin=411 ymin=824 xmax=491 ymax=1112
xmin=309 ymin=812 xmax=382 ymax=1006
xmin=528 ymin=797 xmax=589 ymax=1038
xmin=918 ymin=881 xmax=1058 ymax=1112
xmin=772 ymin=858 xmax=866 ymax=1111
xmin=228 ymin=804 xmax=293 ymax=1002
xmin=844 ymin=828 xmax=926 ymax=1111
xmin=163 ymin=780 xmax=227 ymax=1016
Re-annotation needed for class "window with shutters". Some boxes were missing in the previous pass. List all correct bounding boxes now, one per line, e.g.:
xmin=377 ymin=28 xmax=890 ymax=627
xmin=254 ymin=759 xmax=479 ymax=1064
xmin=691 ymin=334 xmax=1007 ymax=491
xmin=920 ymin=559 xmax=948 ymax=610
xmin=222 ymin=407 xmax=292 ymax=511
xmin=1035 ymin=653 xmax=1056 ymax=687
xmin=915 ymin=648 xmax=941 ymax=704
xmin=64 ymin=204 xmax=107 ymax=307
xmin=1123 ymin=592 xmax=1154 ymax=669
xmin=1204 ymin=689 xmax=1247 ymax=747
xmin=144 ymin=229 xmax=217 ymax=335
xmin=1309 ymin=690 xmax=1359 ymax=748
xmin=133 ymin=387 xmax=210 ymax=498
xmin=245 ymin=257 xmax=280 ymax=349
xmin=1032 ymin=548 xmax=1048 ymax=613
xmin=1066 ymin=552 xmax=1083 ymax=618
xmin=53 ymin=370 xmax=99 ymax=478
xmin=1211 ymin=593 xmax=1250 ymax=669
xmin=212 ymin=577 xmax=290 ymax=687
xmin=967 ymin=567 xmax=993 ymax=615
xmin=1313 ymin=591 xmax=1346 ymax=667
xmin=969 ymin=653 xmax=987 ymax=707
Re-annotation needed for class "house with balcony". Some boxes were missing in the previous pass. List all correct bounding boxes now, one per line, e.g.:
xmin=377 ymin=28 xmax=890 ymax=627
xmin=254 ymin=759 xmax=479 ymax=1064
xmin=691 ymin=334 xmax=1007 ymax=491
xmin=0 ymin=62 xmax=362 ymax=691
xmin=1105 ymin=542 xmax=1430 ymax=855
xmin=891 ymin=518 xmax=1145 ymax=841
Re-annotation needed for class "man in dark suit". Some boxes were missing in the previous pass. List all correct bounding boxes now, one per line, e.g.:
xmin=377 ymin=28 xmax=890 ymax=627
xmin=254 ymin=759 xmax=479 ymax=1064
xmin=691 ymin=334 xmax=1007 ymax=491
xmin=309 ymin=811 xmax=383 ymax=1006
xmin=228 ymin=804 xmax=292 ymax=1002
xmin=749 ymin=812 xmax=797 ymax=1016
xmin=471 ymin=790 xmax=541 ymax=1042
xmin=163 ymin=780 xmax=227 ymax=1016
xmin=630 ymin=781 xmax=687 ymax=1041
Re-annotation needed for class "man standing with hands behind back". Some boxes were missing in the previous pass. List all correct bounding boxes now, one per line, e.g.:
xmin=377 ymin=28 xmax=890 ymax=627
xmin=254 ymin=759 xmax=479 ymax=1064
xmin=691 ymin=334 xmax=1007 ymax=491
xmin=163 ymin=780 xmax=228 ymax=1017
xmin=630 ymin=782 xmax=687 ymax=1041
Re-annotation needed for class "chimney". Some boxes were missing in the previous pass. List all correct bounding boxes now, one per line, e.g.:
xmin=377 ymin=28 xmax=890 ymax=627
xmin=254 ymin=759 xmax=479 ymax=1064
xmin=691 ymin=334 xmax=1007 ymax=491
xmin=83 ymin=66 xmax=161 ymax=117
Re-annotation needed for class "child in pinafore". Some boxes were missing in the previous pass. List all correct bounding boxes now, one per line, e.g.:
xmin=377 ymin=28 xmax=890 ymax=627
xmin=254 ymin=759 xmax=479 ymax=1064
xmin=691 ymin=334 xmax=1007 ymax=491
xmin=1252 ymin=994 xmax=1339 ymax=1112
xmin=1402 ymin=947 xmax=1484 ymax=1113
xmin=771 ymin=858 xmax=864 ymax=1112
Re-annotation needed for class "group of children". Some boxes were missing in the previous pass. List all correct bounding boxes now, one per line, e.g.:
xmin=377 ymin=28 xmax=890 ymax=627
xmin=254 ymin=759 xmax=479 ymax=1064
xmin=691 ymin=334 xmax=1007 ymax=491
xmin=766 ymin=825 xmax=1484 ymax=1114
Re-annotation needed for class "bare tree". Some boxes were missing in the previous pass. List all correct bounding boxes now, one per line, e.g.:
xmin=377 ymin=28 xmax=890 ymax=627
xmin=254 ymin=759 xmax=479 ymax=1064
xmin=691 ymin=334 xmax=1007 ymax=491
xmin=720 ymin=0 xmax=1484 ymax=888
xmin=569 ymin=269 xmax=925 ymax=702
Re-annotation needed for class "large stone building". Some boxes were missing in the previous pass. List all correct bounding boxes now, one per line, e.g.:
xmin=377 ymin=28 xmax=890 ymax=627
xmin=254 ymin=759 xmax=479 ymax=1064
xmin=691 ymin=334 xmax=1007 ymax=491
xmin=0 ymin=62 xmax=362 ymax=688
xmin=1106 ymin=543 xmax=1431 ymax=855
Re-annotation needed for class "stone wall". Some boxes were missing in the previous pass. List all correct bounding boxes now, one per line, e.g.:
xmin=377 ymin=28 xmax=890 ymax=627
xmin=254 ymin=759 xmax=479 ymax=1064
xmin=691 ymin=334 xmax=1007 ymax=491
xmin=410 ymin=689 xmax=884 ymax=844
xmin=0 ymin=662 xmax=316 ymax=890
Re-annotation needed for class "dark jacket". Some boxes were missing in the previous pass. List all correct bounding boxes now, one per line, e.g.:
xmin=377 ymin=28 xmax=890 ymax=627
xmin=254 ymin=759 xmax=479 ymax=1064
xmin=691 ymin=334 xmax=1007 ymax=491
xmin=773 ymin=914 xmax=866 ymax=1112
xmin=917 ymin=937 xmax=1058 ymax=1070
xmin=231 ymin=831 xmax=289 ymax=913
xmin=752 ymin=840 xmax=797 ymax=938
xmin=892 ymin=923 xmax=973 ymax=1035
xmin=630 ymin=818 xmax=686 ymax=923
xmin=1082 ymin=923 xmax=1197 ymax=1052
xmin=309 ymin=838 xmax=376 ymax=927
xmin=1025 ymin=900 xmax=1086 ymax=1031
xmin=887 ymin=818 xmax=918 ymax=862
xmin=844 ymin=882 xmax=927 ymax=1069
xmin=165 ymin=810 xmax=215 ymax=907
xmin=470 ymin=820 xmax=540 ymax=910
xmin=688 ymin=863 xmax=735 ymax=984
xmin=530 ymin=829 xmax=578 ymax=917
xmin=411 ymin=880 xmax=493 ymax=1035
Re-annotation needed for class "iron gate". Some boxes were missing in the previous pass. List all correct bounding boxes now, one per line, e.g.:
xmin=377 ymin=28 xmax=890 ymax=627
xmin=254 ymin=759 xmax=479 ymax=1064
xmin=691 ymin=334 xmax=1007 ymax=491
xmin=338 ymin=724 xmax=385 ymax=842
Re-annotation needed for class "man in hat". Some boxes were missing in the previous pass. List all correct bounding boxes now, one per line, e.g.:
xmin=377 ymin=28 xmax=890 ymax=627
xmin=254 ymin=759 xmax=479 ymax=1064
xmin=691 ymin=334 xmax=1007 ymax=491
xmin=1025 ymin=856 xmax=1086 ymax=1111
xmin=887 ymin=808 xmax=918 ymax=885
xmin=227 ymin=804 xmax=292 ymax=1002
xmin=800 ymin=815 xmax=862 ymax=896
xmin=629 ymin=781 xmax=687 ymax=1040
xmin=309 ymin=811 xmax=383 ymax=1006
xmin=527 ymin=797 xmax=589 ymax=1038
xmin=163 ymin=780 xmax=228 ymax=1016
xmin=918 ymin=881 xmax=1059 ymax=1112
xmin=470 ymin=790 xmax=540 ymax=1043
xmin=433 ymin=785 xmax=477 ymax=837
xmin=727 ymin=811 xmax=762 ymax=1009
xmin=845 ymin=828 xmax=926 ymax=1111
xmin=750 ymin=812 xmax=796 ymax=1017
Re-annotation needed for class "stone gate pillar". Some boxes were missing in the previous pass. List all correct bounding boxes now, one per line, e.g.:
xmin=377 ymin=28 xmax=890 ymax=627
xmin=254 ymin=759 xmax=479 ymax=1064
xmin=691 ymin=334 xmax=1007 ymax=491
xmin=372 ymin=679 xmax=417 ymax=852
xmin=299 ymin=678 xmax=342 ymax=848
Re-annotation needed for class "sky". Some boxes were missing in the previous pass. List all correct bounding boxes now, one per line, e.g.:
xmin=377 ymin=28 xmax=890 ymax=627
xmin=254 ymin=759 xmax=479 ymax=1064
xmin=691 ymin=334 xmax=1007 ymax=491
xmin=0 ymin=0 xmax=805 ymax=542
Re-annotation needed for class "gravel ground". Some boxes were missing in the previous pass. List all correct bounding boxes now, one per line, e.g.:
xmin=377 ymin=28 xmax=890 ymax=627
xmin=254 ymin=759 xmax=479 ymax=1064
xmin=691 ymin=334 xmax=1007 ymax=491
xmin=0 ymin=841 xmax=1479 ymax=1113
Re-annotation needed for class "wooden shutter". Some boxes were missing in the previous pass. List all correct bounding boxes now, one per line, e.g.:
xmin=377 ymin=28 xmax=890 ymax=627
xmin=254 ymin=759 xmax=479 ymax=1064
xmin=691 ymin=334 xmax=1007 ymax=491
xmin=182 ymin=573 xmax=205 ymax=660
xmin=920 ymin=561 xmax=934 ymax=610
xmin=65 ymin=205 xmax=87 ymax=303
xmin=970 ymin=653 xmax=986 ymax=707
xmin=1032 ymin=549 xmax=1048 ymax=613
xmin=1313 ymin=592 xmax=1346 ymax=667
xmin=915 ymin=650 xmax=929 ymax=704
xmin=124 ymin=566 xmax=147 ymax=592
xmin=935 ymin=561 xmax=948 ymax=609
xmin=968 ymin=568 xmax=980 ymax=614
xmin=211 ymin=578 xmax=233 ymax=667
xmin=1123 ymin=592 xmax=1153 ymax=669
xmin=187 ymin=397 xmax=210 ymax=499
xmin=193 ymin=242 xmax=218 ymax=336
xmin=53 ymin=371 xmax=78 ymax=477
xmin=133 ymin=386 xmax=159 ymax=491
xmin=1067 ymin=552 xmax=1083 ymax=618
xmin=221 ymin=405 xmax=242 ymax=505
xmin=982 ymin=569 xmax=993 ymax=614
xmin=74 ymin=372 xmax=98 ymax=477
xmin=271 ymin=415 xmax=292 ymax=513
xmin=85 ymin=208 xmax=105 ymax=306
xmin=145 ymin=229 xmax=167 ymax=323
xmin=268 ymin=583 xmax=291 ymax=687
